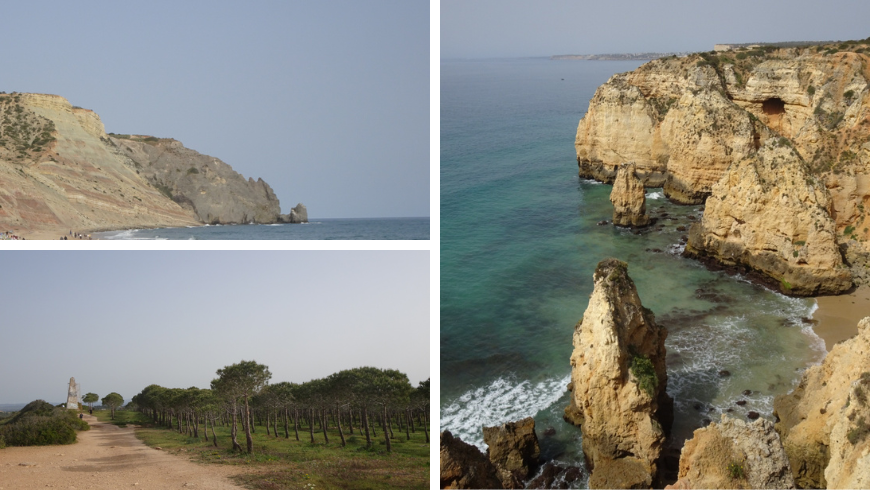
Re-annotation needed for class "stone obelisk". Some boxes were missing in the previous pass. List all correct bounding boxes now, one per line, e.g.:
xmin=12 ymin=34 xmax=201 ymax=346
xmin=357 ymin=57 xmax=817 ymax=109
xmin=66 ymin=377 xmax=80 ymax=410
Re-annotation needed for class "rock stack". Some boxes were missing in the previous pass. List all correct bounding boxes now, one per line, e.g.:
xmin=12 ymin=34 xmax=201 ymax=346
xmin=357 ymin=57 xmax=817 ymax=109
xmin=440 ymin=431 xmax=503 ymax=489
xmin=564 ymin=258 xmax=673 ymax=488
xmin=610 ymin=162 xmax=650 ymax=227
xmin=482 ymin=417 xmax=540 ymax=489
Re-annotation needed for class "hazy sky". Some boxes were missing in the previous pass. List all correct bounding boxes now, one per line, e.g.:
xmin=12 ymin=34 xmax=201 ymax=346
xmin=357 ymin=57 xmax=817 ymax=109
xmin=442 ymin=0 xmax=870 ymax=58
xmin=0 ymin=251 xmax=429 ymax=404
xmin=0 ymin=1 xmax=429 ymax=219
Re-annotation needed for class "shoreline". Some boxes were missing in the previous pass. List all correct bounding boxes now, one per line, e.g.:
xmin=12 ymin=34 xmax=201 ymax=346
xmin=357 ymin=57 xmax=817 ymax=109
xmin=811 ymin=285 xmax=870 ymax=351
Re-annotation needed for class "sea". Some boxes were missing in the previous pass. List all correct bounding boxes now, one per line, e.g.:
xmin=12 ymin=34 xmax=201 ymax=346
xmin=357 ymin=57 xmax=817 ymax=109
xmin=440 ymin=58 xmax=825 ymax=487
xmin=93 ymin=217 xmax=429 ymax=240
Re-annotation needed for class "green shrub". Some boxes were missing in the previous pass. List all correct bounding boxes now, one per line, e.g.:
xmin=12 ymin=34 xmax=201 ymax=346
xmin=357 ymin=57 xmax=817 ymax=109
xmin=187 ymin=167 xmax=199 ymax=175
xmin=630 ymin=354 xmax=658 ymax=396
xmin=847 ymin=417 xmax=868 ymax=445
xmin=807 ymin=85 xmax=815 ymax=96
xmin=781 ymin=279 xmax=793 ymax=291
xmin=728 ymin=461 xmax=744 ymax=479
xmin=844 ymin=90 xmax=855 ymax=99
xmin=793 ymin=251 xmax=799 ymax=258
xmin=845 ymin=225 xmax=856 ymax=236
xmin=0 ymin=403 xmax=87 ymax=447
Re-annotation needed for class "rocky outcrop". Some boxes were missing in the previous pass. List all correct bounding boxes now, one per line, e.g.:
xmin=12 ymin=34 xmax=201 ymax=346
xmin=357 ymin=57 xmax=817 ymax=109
xmin=685 ymin=141 xmax=852 ymax=296
xmin=281 ymin=203 xmax=308 ymax=223
xmin=668 ymin=415 xmax=794 ymax=489
xmin=110 ymin=136 xmax=282 ymax=225
xmin=0 ymin=93 xmax=200 ymax=237
xmin=440 ymin=430 xmax=504 ymax=489
xmin=565 ymin=258 xmax=673 ymax=488
xmin=482 ymin=417 xmax=540 ymax=489
xmin=610 ymin=163 xmax=650 ymax=227
xmin=773 ymin=316 xmax=870 ymax=488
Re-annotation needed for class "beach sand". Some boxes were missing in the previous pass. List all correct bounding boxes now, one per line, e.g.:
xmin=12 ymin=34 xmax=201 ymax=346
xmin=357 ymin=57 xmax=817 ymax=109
xmin=813 ymin=285 xmax=870 ymax=351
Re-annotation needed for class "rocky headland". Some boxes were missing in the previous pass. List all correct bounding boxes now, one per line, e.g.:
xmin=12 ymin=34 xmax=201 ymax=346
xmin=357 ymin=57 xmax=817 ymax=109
xmin=564 ymin=258 xmax=673 ymax=488
xmin=0 ymin=92 xmax=305 ymax=238
xmin=575 ymin=39 xmax=870 ymax=295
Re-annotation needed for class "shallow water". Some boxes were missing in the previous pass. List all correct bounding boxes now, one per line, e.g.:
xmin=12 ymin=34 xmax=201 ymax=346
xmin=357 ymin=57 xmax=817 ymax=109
xmin=440 ymin=58 xmax=823 ymax=486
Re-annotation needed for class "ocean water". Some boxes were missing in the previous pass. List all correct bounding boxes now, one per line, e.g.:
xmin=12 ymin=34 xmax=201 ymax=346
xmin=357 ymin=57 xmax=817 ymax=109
xmin=440 ymin=58 xmax=824 ymax=485
xmin=93 ymin=217 xmax=429 ymax=240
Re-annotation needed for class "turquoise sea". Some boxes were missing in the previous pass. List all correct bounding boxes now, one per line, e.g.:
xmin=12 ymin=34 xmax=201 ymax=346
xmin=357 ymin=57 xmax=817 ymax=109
xmin=440 ymin=58 xmax=824 ymax=486
xmin=93 ymin=217 xmax=429 ymax=240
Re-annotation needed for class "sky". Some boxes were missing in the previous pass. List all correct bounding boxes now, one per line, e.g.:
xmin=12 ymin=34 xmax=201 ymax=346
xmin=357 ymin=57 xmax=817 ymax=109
xmin=0 ymin=1 xmax=429 ymax=219
xmin=442 ymin=0 xmax=870 ymax=59
xmin=0 ymin=251 xmax=430 ymax=405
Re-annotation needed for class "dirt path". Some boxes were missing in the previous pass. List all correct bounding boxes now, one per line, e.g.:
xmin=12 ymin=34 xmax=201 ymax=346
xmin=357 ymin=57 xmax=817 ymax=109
xmin=0 ymin=414 xmax=246 ymax=489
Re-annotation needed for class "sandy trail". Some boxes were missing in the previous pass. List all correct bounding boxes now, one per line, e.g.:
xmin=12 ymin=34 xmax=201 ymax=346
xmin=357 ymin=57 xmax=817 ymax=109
xmin=0 ymin=414 xmax=246 ymax=489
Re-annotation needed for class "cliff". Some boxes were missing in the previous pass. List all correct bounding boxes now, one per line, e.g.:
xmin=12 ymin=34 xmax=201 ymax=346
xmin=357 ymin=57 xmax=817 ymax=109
xmin=575 ymin=40 xmax=870 ymax=294
xmin=565 ymin=258 xmax=673 ymax=488
xmin=667 ymin=416 xmax=794 ymax=489
xmin=110 ymin=135 xmax=283 ymax=225
xmin=772 ymin=316 xmax=870 ymax=488
xmin=0 ymin=92 xmax=299 ymax=237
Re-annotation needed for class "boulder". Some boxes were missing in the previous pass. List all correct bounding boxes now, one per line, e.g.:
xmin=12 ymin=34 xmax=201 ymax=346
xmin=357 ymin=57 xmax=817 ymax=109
xmin=288 ymin=203 xmax=308 ymax=223
xmin=565 ymin=258 xmax=673 ymax=488
xmin=482 ymin=417 xmax=541 ymax=488
xmin=440 ymin=431 xmax=503 ymax=489
xmin=667 ymin=415 xmax=794 ymax=489
xmin=685 ymin=140 xmax=851 ymax=296
xmin=773 ymin=317 xmax=870 ymax=488
xmin=610 ymin=163 xmax=650 ymax=227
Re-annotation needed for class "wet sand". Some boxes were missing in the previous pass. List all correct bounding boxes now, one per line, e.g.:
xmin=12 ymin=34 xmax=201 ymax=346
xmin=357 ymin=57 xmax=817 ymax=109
xmin=813 ymin=285 xmax=870 ymax=351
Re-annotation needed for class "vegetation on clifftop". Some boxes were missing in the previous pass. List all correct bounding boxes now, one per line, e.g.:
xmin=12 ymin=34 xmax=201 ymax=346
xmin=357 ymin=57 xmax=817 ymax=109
xmin=0 ymin=93 xmax=57 ymax=162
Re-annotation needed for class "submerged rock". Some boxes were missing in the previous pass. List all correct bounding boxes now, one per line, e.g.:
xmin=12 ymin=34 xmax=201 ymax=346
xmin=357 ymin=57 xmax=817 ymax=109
xmin=774 ymin=317 xmax=870 ymax=488
xmin=439 ymin=431 xmax=503 ymax=489
xmin=667 ymin=415 xmax=794 ymax=489
xmin=685 ymin=141 xmax=851 ymax=296
xmin=482 ymin=417 xmax=541 ymax=489
xmin=610 ymin=162 xmax=650 ymax=227
xmin=565 ymin=258 xmax=673 ymax=488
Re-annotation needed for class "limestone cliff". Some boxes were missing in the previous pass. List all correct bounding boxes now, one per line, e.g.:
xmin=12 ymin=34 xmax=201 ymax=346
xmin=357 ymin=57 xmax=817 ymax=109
xmin=565 ymin=258 xmax=673 ymax=488
xmin=685 ymin=141 xmax=852 ymax=296
xmin=482 ymin=417 xmax=540 ymax=489
xmin=440 ymin=431 xmax=504 ymax=489
xmin=0 ymin=93 xmax=200 ymax=236
xmin=773 ymin=316 xmax=870 ymax=488
xmin=109 ymin=135 xmax=282 ymax=225
xmin=610 ymin=162 xmax=650 ymax=227
xmin=576 ymin=41 xmax=870 ymax=293
xmin=0 ymin=92 xmax=305 ymax=237
xmin=668 ymin=415 xmax=794 ymax=489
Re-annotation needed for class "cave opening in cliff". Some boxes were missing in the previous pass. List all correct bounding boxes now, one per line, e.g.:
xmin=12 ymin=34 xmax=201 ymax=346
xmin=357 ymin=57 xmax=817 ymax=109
xmin=762 ymin=97 xmax=786 ymax=115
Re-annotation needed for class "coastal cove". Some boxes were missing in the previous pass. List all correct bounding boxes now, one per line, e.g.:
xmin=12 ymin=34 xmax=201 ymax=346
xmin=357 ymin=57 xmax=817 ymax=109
xmin=440 ymin=58 xmax=865 ymax=487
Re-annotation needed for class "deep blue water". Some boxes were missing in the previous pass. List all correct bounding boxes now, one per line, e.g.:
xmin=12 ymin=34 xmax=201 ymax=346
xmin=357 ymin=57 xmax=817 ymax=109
xmin=93 ymin=217 xmax=429 ymax=240
xmin=440 ymin=58 xmax=823 ymax=486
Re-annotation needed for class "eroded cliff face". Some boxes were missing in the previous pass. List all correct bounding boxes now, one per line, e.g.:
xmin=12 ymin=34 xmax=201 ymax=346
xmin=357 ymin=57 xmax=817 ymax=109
xmin=110 ymin=136 xmax=282 ymax=225
xmin=440 ymin=431 xmax=504 ymax=489
xmin=565 ymin=258 xmax=673 ymax=488
xmin=610 ymin=162 xmax=650 ymax=227
xmin=667 ymin=416 xmax=794 ymax=490
xmin=576 ymin=44 xmax=870 ymax=292
xmin=773 ymin=316 xmax=870 ymax=488
xmin=0 ymin=93 xmax=200 ymax=236
xmin=685 ymin=141 xmax=852 ymax=296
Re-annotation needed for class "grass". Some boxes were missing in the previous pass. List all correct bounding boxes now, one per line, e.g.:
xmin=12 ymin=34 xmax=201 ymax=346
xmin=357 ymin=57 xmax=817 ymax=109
xmin=93 ymin=410 xmax=429 ymax=490
xmin=629 ymin=354 xmax=658 ymax=396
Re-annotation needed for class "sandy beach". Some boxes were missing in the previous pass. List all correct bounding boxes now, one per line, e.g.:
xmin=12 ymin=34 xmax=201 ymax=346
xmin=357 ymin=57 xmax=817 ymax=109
xmin=813 ymin=285 xmax=870 ymax=351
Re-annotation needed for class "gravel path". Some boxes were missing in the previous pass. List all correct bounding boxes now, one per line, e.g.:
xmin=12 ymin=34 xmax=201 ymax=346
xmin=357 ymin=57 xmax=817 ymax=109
xmin=0 ymin=414 xmax=246 ymax=489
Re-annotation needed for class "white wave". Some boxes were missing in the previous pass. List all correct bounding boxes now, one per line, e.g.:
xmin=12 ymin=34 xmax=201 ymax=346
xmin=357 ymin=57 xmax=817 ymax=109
xmin=646 ymin=191 xmax=665 ymax=200
xmin=440 ymin=374 xmax=570 ymax=450
xmin=667 ymin=242 xmax=686 ymax=255
xmin=266 ymin=224 xmax=282 ymax=226
xmin=579 ymin=178 xmax=603 ymax=185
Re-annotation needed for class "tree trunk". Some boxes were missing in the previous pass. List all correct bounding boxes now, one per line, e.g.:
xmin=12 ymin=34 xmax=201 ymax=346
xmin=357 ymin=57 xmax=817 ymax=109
xmin=336 ymin=407 xmax=346 ymax=447
xmin=363 ymin=408 xmax=372 ymax=447
xmin=231 ymin=407 xmax=242 ymax=452
xmin=405 ymin=409 xmax=410 ymax=440
xmin=211 ymin=415 xmax=219 ymax=447
xmin=383 ymin=404 xmax=392 ymax=453
xmin=203 ymin=415 xmax=209 ymax=442
xmin=422 ymin=409 xmax=429 ymax=443
xmin=243 ymin=395 xmax=253 ymax=454
xmin=309 ymin=408 xmax=315 ymax=443
xmin=321 ymin=409 xmax=329 ymax=444
xmin=294 ymin=408 xmax=300 ymax=441
xmin=410 ymin=408 xmax=415 ymax=433
xmin=283 ymin=408 xmax=289 ymax=439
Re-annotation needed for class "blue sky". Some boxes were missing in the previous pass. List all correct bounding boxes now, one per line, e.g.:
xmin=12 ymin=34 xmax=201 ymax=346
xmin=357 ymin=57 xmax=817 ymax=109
xmin=0 ymin=1 xmax=429 ymax=218
xmin=442 ymin=0 xmax=870 ymax=58
xmin=0 ymin=251 xmax=430 ymax=404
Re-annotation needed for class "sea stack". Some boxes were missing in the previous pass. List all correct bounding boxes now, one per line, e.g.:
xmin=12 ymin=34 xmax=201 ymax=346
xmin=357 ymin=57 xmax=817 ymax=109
xmin=773 ymin=316 xmax=870 ymax=488
xmin=685 ymin=141 xmax=852 ymax=296
xmin=610 ymin=162 xmax=650 ymax=227
xmin=564 ymin=258 xmax=673 ymax=488
xmin=667 ymin=416 xmax=794 ymax=489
